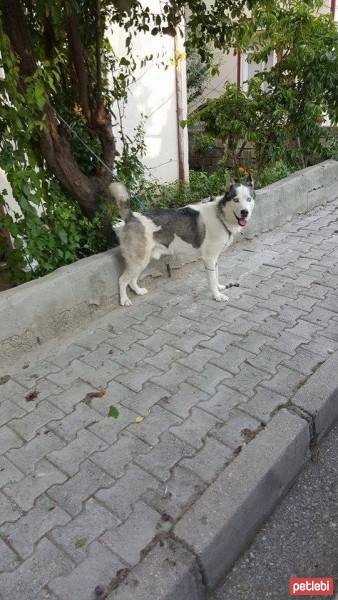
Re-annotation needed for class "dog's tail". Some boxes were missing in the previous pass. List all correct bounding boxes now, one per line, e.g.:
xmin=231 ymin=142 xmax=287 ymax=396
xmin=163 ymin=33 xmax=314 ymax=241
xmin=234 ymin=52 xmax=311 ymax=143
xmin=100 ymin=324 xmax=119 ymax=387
xmin=109 ymin=182 xmax=130 ymax=220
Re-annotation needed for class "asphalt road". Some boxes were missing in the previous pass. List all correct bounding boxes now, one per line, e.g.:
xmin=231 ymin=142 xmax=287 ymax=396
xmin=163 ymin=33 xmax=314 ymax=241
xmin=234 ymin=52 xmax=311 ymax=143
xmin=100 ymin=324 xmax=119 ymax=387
xmin=211 ymin=422 xmax=338 ymax=600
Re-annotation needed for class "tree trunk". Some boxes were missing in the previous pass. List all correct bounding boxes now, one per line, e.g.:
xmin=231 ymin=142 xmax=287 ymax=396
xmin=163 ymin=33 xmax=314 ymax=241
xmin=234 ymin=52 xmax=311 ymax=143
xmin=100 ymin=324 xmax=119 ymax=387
xmin=1 ymin=0 xmax=117 ymax=244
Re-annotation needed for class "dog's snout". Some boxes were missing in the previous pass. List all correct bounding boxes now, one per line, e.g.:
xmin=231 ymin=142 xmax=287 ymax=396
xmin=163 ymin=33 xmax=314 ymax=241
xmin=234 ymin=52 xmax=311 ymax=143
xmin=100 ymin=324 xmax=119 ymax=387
xmin=241 ymin=209 xmax=249 ymax=217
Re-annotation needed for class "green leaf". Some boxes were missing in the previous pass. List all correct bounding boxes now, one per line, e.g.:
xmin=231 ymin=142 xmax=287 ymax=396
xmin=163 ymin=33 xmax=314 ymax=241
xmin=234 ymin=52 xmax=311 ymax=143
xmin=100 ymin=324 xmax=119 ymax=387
xmin=108 ymin=405 xmax=119 ymax=418
xmin=74 ymin=538 xmax=87 ymax=549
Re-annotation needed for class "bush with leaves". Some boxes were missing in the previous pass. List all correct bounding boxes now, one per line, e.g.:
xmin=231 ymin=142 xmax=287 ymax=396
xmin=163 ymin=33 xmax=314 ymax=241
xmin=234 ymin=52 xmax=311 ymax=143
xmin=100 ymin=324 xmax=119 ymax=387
xmin=189 ymin=0 xmax=338 ymax=179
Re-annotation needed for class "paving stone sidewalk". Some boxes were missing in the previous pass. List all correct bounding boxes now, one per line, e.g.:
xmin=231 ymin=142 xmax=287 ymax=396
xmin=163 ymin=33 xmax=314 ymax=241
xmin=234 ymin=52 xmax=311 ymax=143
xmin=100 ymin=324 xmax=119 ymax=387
xmin=0 ymin=199 xmax=338 ymax=600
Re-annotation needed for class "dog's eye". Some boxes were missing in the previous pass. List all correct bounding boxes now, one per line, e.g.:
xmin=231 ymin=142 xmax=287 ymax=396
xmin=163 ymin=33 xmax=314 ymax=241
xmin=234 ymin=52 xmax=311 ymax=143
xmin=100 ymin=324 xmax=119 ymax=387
xmin=233 ymin=197 xmax=239 ymax=203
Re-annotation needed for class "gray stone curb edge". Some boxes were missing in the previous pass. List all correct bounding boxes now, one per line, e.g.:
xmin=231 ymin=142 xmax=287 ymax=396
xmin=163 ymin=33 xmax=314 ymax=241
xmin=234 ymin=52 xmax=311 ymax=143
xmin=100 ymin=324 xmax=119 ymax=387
xmin=1 ymin=159 xmax=337 ymax=365
xmin=107 ymin=352 xmax=338 ymax=599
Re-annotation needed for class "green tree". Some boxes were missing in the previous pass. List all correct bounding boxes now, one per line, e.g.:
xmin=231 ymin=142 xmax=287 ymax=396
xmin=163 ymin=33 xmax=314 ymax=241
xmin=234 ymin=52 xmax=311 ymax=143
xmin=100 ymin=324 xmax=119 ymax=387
xmin=0 ymin=0 xmax=267 ymax=280
xmin=189 ymin=0 xmax=338 ymax=178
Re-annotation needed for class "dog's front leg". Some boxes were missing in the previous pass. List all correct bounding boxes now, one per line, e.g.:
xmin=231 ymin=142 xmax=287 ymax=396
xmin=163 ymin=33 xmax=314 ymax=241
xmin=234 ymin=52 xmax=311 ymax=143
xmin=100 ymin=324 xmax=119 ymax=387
xmin=204 ymin=257 xmax=229 ymax=302
xmin=215 ymin=263 xmax=226 ymax=291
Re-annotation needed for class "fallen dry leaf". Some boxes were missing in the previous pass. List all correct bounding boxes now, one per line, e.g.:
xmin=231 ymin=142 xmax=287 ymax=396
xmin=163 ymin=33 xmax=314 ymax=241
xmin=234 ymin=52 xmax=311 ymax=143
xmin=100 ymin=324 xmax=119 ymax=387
xmin=135 ymin=415 xmax=144 ymax=423
xmin=25 ymin=389 xmax=39 ymax=401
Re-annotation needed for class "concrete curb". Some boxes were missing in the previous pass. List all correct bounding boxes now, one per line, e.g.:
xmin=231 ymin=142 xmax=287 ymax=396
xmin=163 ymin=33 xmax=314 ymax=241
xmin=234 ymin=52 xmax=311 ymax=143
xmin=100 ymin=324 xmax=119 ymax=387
xmin=108 ymin=352 xmax=338 ymax=599
xmin=1 ymin=159 xmax=338 ymax=365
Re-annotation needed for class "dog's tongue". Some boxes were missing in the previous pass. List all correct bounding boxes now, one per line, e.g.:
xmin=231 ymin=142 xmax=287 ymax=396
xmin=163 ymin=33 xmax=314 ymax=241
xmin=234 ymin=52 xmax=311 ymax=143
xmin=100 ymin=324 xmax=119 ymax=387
xmin=238 ymin=217 xmax=247 ymax=227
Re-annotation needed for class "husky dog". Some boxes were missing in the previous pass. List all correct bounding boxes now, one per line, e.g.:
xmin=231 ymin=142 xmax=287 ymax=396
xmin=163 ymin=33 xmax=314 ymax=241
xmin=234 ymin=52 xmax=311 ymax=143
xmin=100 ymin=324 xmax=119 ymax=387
xmin=110 ymin=177 xmax=255 ymax=306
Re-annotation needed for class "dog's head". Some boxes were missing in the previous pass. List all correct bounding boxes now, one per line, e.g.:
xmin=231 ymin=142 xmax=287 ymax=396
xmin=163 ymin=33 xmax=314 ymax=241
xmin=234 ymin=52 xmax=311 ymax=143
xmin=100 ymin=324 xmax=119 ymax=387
xmin=218 ymin=175 xmax=255 ymax=230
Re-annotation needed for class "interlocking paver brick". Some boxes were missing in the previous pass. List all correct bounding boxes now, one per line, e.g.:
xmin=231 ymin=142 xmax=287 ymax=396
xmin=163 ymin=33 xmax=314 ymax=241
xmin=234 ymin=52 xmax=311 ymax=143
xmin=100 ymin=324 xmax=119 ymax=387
xmin=169 ymin=329 xmax=210 ymax=353
xmin=158 ymin=382 xmax=208 ymax=419
xmin=47 ymin=430 xmax=106 ymax=476
xmin=7 ymin=432 xmax=64 ymax=474
xmin=112 ymin=343 xmax=154 ymax=367
xmin=138 ymin=329 xmax=180 ymax=352
xmin=275 ymin=305 xmax=306 ymax=325
xmin=225 ymin=318 xmax=258 ymax=336
xmin=0 ymin=538 xmax=73 ymax=600
xmin=285 ymin=319 xmax=323 ymax=340
xmin=0 ymin=456 xmax=23 ymax=487
xmin=76 ymin=328 xmax=111 ymax=350
xmin=320 ymin=320 xmax=338 ymax=342
xmin=301 ymin=335 xmax=338 ymax=358
xmin=0 ymin=492 xmax=22 ymax=526
xmin=181 ymin=438 xmax=232 ymax=484
xmin=49 ymin=541 xmax=123 ymax=600
xmin=198 ymin=384 xmax=245 ymax=420
xmin=88 ymin=405 xmax=139 ymax=444
xmin=239 ymin=387 xmax=288 ymax=424
xmin=4 ymin=459 xmax=67 ymax=511
xmin=246 ymin=345 xmax=289 ymax=375
xmin=91 ymin=431 xmax=150 ymax=478
xmin=47 ymin=380 xmax=95 ymax=414
xmin=108 ymin=327 xmax=147 ymax=351
xmin=101 ymin=501 xmax=164 ymax=565
xmin=261 ymin=365 xmax=305 ymax=396
xmin=225 ymin=363 xmax=269 ymax=397
xmin=0 ymin=400 xmax=26 ymax=427
xmin=187 ymin=363 xmax=231 ymax=394
xmin=13 ymin=362 xmax=60 ymax=388
xmin=301 ymin=305 xmax=336 ymax=326
xmin=253 ymin=317 xmax=288 ymax=338
xmin=47 ymin=403 xmax=100 ymax=441
xmin=178 ymin=347 xmax=220 ymax=371
xmin=144 ymin=344 xmax=184 ymax=371
xmin=159 ymin=315 xmax=194 ymax=335
xmin=127 ymin=404 xmax=181 ymax=445
xmin=210 ymin=345 xmax=254 ymax=375
xmin=116 ymin=362 xmax=161 ymax=392
xmin=234 ymin=331 xmax=272 ymax=354
xmin=282 ymin=347 xmax=324 ymax=375
xmin=169 ymin=407 xmax=220 ymax=449
xmin=9 ymin=401 xmax=64 ymax=441
xmin=144 ymin=464 xmax=206 ymax=519
xmin=150 ymin=362 xmax=192 ymax=393
xmin=0 ymin=537 xmax=17 ymax=571
xmin=49 ymin=498 xmax=119 ymax=563
xmin=80 ymin=342 xmax=128 ymax=370
xmin=0 ymin=494 xmax=71 ymax=559
xmin=134 ymin=432 xmax=195 ymax=481
xmin=120 ymin=382 xmax=170 ymax=415
xmin=0 ymin=426 xmax=23 ymax=455
xmin=48 ymin=459 xmax=113 ymax=516
xmin=95 ymin=464 xmax=160 ymax=521
xmin=268 ymin=331 xmax=307 ymax=355
xmin=211 ymin=408 xmax=262 ymax=449
xmin=199 ymin=331 xmax=238 ymax=353
xmin=49 ymin=343 xmax=88 ymax=368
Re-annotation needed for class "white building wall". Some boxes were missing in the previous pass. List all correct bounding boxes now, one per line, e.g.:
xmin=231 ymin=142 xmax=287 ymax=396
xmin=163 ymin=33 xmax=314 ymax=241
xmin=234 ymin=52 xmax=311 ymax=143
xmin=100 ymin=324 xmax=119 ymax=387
xmin=109 ymin=1 xmax=188 ymax=182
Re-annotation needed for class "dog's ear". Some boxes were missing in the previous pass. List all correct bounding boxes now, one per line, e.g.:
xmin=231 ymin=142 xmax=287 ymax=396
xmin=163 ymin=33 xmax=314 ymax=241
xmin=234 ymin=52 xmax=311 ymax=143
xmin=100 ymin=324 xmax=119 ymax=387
xmin=225 ymin=176 xmax=233 ymax=192
xmin=246 ymin=173 xmax=254 ymax=189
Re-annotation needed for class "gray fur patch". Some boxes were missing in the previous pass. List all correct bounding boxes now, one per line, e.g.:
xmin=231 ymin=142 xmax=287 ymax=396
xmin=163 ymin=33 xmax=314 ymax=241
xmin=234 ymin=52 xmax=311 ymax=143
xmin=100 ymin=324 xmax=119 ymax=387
xmin=119 ymin=214 xmax=147 ymax=264
xmin=147 ymin=207 xmax=206 ymax=249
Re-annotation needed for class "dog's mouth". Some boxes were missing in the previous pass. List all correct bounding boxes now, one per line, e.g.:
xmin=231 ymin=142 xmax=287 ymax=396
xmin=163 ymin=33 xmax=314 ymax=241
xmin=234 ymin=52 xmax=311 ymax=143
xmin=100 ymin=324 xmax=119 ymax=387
xmin=234 ymin=212 xmax=248 ymax=227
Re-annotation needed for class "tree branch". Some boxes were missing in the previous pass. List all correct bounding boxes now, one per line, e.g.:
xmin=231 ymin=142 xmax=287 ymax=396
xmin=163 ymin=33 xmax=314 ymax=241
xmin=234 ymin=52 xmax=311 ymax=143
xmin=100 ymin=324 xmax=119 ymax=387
xmin=66 ymin=13 xmax=91 ymax=121
xmin=0 ymin=0 xmax=35 ymax=76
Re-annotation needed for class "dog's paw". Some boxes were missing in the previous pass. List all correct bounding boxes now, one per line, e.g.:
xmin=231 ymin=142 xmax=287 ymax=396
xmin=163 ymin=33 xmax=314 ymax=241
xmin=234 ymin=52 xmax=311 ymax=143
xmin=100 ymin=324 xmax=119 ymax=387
xmin=135 ymin=287 xmax=148 ymax=296
xmin=214 ymin=292 xmax=229 ymax=302
xmin=218 ymin=284 xmax=226 ymax=290
xmin=120 ymin=297 xmax=132 ymax=307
